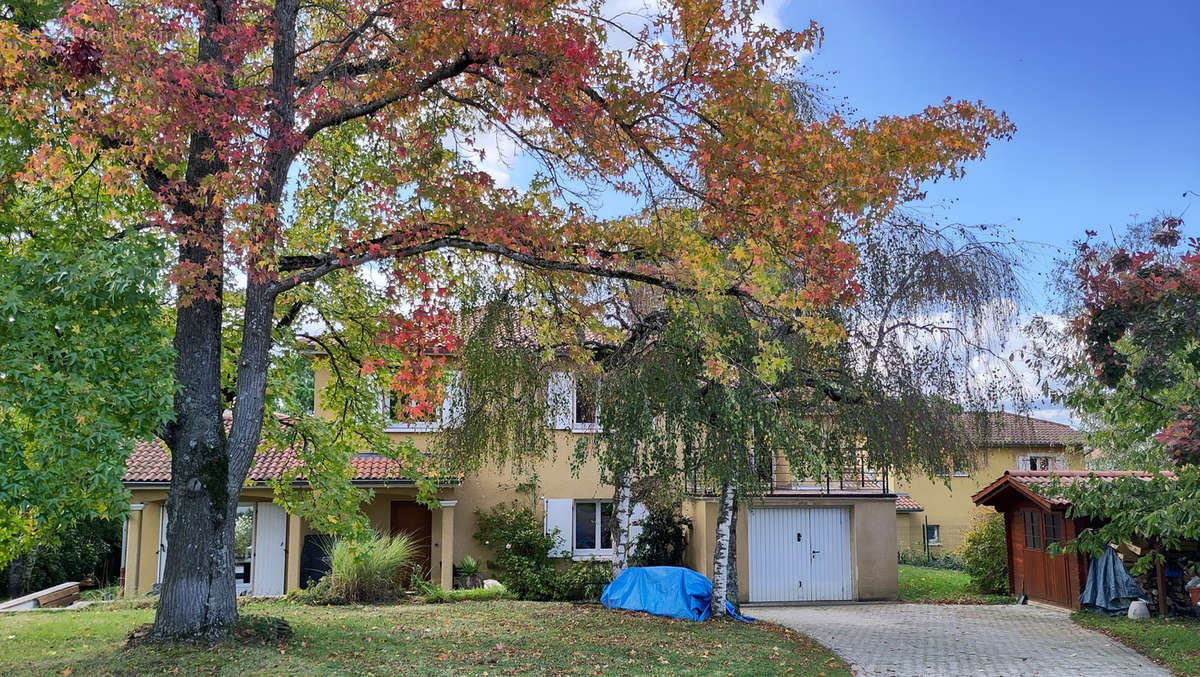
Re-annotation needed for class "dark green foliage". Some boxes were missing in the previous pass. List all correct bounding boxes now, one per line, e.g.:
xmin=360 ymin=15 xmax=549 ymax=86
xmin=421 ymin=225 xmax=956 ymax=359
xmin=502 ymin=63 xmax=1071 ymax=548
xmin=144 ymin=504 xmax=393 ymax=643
xmin=630 ymin=508 xmax=691 ymax=567
xmin=22 ymin=517 xmax=122 ymax=593
xmin=556 ymin=561 xmax=612 ymax=602
xmin=473 ymin=503 xmax=613 ymax=601
xmin=473 ymin=503 xmax=562 ymax=601
xmin=897 ymin=548 xmax=963 ymax=571
xmin=961 ymin=513 xmax=1009 ymax=594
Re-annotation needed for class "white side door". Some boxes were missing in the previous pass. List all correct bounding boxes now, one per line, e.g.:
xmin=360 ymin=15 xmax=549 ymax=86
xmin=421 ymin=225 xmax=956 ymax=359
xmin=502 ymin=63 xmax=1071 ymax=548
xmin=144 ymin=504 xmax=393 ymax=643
xmin=252 ymin=502 xmax=287 ymax=596
xmin=804 ymin=507 xmax=852 ymax=601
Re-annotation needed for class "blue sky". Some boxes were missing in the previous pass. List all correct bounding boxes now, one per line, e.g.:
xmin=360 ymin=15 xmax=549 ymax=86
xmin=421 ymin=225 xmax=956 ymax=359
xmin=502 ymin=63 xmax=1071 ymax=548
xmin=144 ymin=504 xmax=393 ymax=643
xmin=791 ymin=0 xmax=1200 ymax=310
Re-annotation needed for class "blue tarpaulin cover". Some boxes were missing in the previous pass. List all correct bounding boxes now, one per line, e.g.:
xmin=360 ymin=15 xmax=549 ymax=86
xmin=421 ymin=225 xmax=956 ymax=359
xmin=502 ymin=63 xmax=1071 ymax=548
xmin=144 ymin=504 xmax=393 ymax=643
xmin=1080 ymin=545 xmax=1144 ymax=615
xmin=600 ymin=566 xmax=712 ymax=621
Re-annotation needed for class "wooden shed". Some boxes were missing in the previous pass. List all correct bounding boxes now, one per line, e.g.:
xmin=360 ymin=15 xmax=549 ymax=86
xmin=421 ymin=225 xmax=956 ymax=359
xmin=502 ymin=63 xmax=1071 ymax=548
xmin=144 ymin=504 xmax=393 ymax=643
xmin=971 ymin=470 xmax=1097 ymax=609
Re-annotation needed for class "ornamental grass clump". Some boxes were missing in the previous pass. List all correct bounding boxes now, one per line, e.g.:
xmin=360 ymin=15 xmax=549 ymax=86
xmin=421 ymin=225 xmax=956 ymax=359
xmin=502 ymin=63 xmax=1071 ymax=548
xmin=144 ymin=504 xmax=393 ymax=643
xmin=324 ymin=532 xmax=418 ymax=603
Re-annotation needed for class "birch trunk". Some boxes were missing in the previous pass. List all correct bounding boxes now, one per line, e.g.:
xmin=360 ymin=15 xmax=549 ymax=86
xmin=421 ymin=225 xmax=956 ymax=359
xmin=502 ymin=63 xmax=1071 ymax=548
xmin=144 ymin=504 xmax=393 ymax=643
xmin=710 ymin=479 xmax=735 ymax=616
xmin=611 ymin=466 xmax=634 ymax=576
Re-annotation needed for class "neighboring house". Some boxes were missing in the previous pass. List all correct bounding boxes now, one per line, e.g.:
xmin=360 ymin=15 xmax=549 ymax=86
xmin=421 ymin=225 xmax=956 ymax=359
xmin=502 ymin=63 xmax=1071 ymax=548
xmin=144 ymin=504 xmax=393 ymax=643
xmin=892 ymin=413 xmax=1082 ymax=554
xmin=120 ymin=363 xmax=900 ymax=603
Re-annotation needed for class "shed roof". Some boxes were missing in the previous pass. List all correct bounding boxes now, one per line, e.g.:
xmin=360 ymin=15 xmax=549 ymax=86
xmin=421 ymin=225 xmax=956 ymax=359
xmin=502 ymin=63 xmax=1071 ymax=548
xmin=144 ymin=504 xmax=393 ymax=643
xmin=971 ymin=469 xmax=1171 ymax=511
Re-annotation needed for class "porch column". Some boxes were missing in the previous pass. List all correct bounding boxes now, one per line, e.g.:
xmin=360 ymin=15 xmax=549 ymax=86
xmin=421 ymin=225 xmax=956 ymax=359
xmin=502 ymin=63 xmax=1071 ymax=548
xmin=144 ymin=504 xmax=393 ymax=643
xmin=439 ymin=500 xmax=457 ymax=590
xmin=122 ymin=504 xmax=144 ymax=598
xmin=285 ymin=513 xmax=303 ymax=592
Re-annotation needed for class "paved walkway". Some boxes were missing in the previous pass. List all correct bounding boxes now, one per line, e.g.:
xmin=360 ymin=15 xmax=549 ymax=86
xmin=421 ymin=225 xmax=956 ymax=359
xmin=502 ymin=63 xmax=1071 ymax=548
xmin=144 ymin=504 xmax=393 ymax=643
xmin=751 ymin=603 xmax=1169 ymax=677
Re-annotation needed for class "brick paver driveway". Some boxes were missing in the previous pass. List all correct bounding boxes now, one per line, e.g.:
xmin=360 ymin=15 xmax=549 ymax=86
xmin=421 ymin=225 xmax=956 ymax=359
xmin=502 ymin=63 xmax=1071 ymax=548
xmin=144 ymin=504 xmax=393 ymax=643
xmin=751 ymin=603 xmax=1168 ymax=677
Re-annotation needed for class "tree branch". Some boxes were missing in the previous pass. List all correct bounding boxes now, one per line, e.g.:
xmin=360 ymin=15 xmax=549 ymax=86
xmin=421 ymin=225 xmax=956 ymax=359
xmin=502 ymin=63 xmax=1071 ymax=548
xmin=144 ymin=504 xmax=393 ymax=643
xmin=302 ymin=51 xmax=485 ymax=138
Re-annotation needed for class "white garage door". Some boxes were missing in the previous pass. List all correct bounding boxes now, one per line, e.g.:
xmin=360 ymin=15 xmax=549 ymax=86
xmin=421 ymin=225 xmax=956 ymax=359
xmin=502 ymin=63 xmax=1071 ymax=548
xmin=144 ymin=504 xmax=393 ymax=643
xmin=748 ymin=506 xmax=852 ymax=602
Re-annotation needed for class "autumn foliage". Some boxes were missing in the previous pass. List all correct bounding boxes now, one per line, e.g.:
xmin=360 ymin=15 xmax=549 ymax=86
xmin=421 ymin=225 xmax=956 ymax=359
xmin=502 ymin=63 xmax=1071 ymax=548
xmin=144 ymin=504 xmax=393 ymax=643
xmin=2 ymin=0 xmax=1014 ymax=639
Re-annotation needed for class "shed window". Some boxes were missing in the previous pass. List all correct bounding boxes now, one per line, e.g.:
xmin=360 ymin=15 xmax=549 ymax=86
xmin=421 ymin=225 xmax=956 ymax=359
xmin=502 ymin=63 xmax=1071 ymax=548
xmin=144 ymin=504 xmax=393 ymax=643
xmin=1045 ymin=513 xmax=1063 ymax=546
xmin=1022 ymin=511 xmax=1042 ymax=550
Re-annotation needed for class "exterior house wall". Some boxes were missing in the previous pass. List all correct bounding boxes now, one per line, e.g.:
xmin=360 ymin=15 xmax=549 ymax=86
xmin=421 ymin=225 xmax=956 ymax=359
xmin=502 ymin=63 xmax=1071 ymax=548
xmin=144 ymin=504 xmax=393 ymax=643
xmin=686 ymin=495 xmax=898 ymax=603
xmin=892 ymin=444 xmax=1083 ymax=553
xmin=124 ymin=362 xmax=901 ymax=602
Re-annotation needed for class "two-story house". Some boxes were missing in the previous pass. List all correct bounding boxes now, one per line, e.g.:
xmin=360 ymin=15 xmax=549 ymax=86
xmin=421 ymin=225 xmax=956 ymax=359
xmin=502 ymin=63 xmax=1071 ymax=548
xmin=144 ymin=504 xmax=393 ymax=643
xmin=892 ymin=412 xmax=1081 ymax=554
xmin=119 ymin=361 xmax=903 ymax=604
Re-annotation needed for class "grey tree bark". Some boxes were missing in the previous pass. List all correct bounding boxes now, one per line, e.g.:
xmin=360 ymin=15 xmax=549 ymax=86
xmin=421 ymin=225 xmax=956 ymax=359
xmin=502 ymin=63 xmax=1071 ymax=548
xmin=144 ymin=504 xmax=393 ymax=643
xmin=611 ymin=466 xmax=634 ymax=576
xmin=709 ymin=479 xmax=735 ymax=616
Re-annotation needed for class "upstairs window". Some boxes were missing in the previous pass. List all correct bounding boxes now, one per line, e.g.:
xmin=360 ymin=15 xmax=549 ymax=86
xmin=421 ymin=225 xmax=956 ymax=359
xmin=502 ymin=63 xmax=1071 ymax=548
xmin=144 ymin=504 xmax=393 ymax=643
xmin=382 ymin=371 xmax=464 ymax=432
xmin=385 ymin=392 xmax=441 ymax=432
xmin=573 ymin=378 xmax=599 ymax=432
xmin=1027 ymin=455 xmax=1055 ymax=471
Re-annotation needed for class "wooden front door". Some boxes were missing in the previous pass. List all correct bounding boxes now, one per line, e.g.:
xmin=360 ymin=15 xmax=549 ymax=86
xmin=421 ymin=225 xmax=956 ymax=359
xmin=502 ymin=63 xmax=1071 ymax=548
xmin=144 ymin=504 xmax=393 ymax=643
xmin=390 ymin=501 xmax=433 ymax=580
xmin=1013 ymin=509 xmax=1073 ymax=608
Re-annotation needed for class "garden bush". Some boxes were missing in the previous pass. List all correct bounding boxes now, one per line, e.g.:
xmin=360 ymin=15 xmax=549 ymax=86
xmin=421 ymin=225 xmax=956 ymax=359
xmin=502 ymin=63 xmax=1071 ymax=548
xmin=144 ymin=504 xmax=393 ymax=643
xmin=555 ymin=560 xmax=612 ymax=601
xmin=474 ymin=503 xmax=614 ymax=601
xmin=322 ymin=532 xmax=417 ymax=603
xmin=630 ymin=508 xmax=691 ymax=567
xmin=474 ymin=503 xmax=562 ymax=600
xmin=960 ymin=513 xmax=1008 ymax=594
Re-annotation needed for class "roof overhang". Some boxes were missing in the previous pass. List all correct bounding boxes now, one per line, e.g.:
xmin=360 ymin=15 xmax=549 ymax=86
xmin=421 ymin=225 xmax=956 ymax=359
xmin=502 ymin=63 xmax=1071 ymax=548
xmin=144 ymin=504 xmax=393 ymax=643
xmin=971 ymin=472 xmax=1057 ymax=511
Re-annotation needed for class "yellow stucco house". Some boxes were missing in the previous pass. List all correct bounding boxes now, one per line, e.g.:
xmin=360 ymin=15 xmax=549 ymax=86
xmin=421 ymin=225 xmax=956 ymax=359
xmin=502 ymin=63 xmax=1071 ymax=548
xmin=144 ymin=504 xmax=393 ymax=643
xmin=892 ymin=413 xmax=1081 ymax=554
xmin=120 ymin=365 xmax=901 ymax=604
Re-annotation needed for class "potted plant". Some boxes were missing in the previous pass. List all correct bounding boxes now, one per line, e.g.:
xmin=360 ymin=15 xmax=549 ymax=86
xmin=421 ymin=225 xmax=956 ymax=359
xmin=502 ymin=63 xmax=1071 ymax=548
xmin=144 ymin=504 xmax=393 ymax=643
xmin=455 ymin=555 xmax=483 ymax=590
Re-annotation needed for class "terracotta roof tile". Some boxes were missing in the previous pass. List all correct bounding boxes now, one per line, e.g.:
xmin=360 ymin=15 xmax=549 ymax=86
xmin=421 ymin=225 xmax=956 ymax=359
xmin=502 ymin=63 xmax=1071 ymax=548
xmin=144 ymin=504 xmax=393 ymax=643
xmin=973 ymin=469 xmax=1174 ymax=508
xmin=967 ymin=413 xmax=1079 ymax=447
xmin=124 ymin=439 xmax=428 ymax=484
xmin=895 ymin=495 xmax=924 ymax=512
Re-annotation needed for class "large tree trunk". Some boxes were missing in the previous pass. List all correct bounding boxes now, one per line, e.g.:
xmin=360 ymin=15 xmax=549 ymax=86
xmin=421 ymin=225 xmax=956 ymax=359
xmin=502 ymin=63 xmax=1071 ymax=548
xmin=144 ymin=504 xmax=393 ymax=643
xmin=611 ymin=465 xmax=634 ymax=576
xmin=710 ymin=479 xmax=735 ymax=616
xmin=146 ymin=0 xmax=293 ymax=640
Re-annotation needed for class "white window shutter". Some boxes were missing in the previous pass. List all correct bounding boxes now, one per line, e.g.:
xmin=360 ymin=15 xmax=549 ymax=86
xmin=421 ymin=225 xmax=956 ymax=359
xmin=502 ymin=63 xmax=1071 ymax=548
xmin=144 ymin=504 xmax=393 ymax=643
xmin=546 ymin=372 xmax=572 ymax=430
xmin=441 ymin=371 xmax=465 ymax=428
xmin=628 ymin=502 xmax=649 ymax=549
xmin=544 ymin=498 xmax=573 ymax=557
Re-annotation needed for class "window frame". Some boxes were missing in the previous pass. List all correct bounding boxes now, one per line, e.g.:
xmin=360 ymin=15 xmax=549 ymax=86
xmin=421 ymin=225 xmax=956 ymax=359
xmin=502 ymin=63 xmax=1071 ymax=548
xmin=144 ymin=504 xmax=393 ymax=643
xmin=570 ymin=377 xmax=601 ymax=434
xmin=1022 ymin=511 xmax=1043 ymax=550
xmin=571 ymin=499 xmax=614 ymax=559
xmin=1027 ymin=455 xmax=1056 ymax=471
xmin=925 ymin=524 xmax=941 ymax=546
xmin=1044 ymin=512 xmax=1063 ymax=547
xmin=382 ymin=391 xmax=442 ymax=433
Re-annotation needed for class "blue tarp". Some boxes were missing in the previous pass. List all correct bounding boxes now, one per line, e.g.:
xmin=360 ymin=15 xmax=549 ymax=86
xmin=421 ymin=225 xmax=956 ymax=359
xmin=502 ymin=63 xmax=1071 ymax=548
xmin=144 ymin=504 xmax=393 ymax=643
xmin=1080 ymin=545 xmax=1144 ymax=615
xmin=601 ymin=566 xmax=712 ymax=621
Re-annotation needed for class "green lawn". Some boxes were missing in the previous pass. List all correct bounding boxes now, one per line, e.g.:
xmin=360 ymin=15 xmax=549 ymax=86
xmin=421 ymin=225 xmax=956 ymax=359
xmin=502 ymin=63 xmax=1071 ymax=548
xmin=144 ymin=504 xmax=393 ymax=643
xmin=0 ymin=599 xmax=850 ymax=676
xmin=1073 ymin=611 xmax=1200 ymax=676
xmin=897 ymin=564 xmax=1011 ymax=604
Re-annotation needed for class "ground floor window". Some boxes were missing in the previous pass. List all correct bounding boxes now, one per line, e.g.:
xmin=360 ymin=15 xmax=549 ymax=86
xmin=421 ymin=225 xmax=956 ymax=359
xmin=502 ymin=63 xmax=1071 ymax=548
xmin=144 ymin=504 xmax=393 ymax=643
xmin=924 ymin=524 xmax=940 ymax=545
xmin=574 ymin=500 xmax=614 ymax=554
